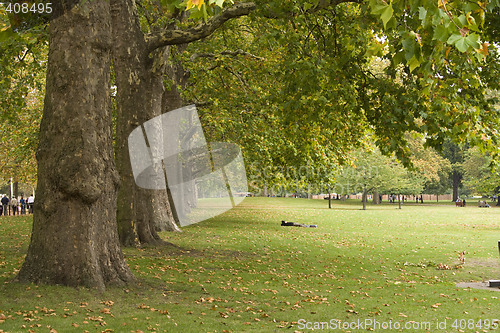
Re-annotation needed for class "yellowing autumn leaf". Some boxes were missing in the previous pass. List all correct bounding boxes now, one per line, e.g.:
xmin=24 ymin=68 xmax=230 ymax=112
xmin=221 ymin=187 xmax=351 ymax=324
xmin=480 ymin=42 xmax=489 ymax=57
xmin=437 ymin=0 xmax=448 ymax=9
xmin=186 ymin=0 xmax=205 ymax=10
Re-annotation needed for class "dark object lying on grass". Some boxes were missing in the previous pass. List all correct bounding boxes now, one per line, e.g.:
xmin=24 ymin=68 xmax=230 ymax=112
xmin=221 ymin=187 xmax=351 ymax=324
xmin=281 ymin=220 xmax=317 ymax=228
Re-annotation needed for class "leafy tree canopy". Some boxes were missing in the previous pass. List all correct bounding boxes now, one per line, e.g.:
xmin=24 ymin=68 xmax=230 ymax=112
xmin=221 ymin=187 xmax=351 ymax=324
xmin=181 ymin=0 xmax=500 ymax=185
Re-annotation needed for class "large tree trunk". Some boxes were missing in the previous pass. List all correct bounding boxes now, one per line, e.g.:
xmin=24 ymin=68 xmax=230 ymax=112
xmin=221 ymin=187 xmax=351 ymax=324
xmin=111 ymin=0 xmax=180 ymax=247
xmin=17 ymin=0 xmax=134 ymax=290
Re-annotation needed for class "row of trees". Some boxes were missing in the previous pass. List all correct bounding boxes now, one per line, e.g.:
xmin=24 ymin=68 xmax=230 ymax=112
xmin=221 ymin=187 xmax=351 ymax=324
xmin=332 ymin=139 xmax=495 ymax=209
xmin=247 ymin=136 xmax=500 ymax=207
xmin=0 ymin=0 xmax=498 ymax=289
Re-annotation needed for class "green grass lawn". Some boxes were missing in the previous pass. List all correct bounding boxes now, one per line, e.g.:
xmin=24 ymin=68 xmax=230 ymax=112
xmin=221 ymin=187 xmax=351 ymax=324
xmin=1 ymin=198 xmax=499 ymax=332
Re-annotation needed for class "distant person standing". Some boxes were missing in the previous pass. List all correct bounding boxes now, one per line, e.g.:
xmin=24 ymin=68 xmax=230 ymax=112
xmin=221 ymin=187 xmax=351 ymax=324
xmin=11 ymin=196 xmax=18 ymax=216
xmin=20 ymin=196 xmax=26 ymax=214
xmin=1 ymin=195 xmax=9 ymax=216
xmin=27 ymin=195 xmax=34 ymax=214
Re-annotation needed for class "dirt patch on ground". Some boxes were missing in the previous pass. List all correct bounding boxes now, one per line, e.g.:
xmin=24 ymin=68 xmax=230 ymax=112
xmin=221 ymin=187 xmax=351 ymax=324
xmin=456 ymin=258 xmax=500 ymax=291
xmin=466 ymin=258 xmax=500 ymax=269
xmin=456 ymin=282 xmax=500 ymax=291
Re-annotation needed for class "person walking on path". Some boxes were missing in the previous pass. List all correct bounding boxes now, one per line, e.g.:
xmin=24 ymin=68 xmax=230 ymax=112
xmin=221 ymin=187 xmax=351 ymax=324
xmin=1 ymin=195 xmax=10 ymax=216
xmin=11 ymin=196 xmax=18 ymax=216
xmin=27 ymin=195 xmax=34 ymax=214
xmin=20 ymin=196 xmax=26 ymax=214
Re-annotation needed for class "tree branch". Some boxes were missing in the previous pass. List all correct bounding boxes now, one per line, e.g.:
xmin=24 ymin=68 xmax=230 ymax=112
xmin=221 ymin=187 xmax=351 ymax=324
xmin=145 ymin=0 xmax=362 ymax=53
xmin=145 ymin=2 xmax=257 ymax=53
xmin=190 ymin=49 xmax=265 ymax=61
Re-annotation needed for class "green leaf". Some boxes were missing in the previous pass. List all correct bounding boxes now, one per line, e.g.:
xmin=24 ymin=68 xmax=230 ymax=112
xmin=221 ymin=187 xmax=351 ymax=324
xmin=408 ymin=56 xmax=421 ymax=73
xmin=446 ymin=33 xmax=462 ymax=45
xmin=380 ymin=4 xmax=394 ymax=29
xmin=455 ymin=37 xmax=468 ymax=52
xmin=457 ymin=14 xmax=468 ymax=27
xmin=445 ymin=31 xmax=476 ymax=53
xmin=369 ymin=1 xmax=393 ymax=29
xmin=370 ymin=0 xmax=388 ymax=14
xmin=402 ymin=38 xmax=416 ymax=61
xmin=432 ymin=25 xmax=449 ymax=42
xmin=418 ymin=7 xmax=427 ymax=22
xmin=465 ymin=33 xmax=480 ymax=49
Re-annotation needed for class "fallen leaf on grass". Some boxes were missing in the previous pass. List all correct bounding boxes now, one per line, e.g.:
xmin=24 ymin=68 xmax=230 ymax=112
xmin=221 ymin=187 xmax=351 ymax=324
xmin=100 ymin=308 xmax=112 ymax=315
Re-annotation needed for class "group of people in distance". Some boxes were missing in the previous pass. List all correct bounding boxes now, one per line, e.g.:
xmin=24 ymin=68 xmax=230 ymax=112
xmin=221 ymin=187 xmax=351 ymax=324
xmin=0 ymin=194 xmax=34 ymax=216
xmin=456 ymin=197 xmax=493 ymax=208
xmin=478 ymin=200 xmax=491 ymax=208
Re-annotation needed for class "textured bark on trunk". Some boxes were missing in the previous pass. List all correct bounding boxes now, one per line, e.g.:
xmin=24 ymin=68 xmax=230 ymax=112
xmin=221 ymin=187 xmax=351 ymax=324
xmin=111 ymin=0 xmax=180 ymax=247
xmin=17 ymin=0 xmax=134 ymax=290
xmin=111 ymin=0 xmax=255 ymax=244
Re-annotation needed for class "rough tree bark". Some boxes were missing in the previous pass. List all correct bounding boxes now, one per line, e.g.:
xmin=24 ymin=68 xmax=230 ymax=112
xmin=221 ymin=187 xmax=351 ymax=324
xmin=111 ymin=0 xmax=181 ymax=247
xmin=111 ymin=0 xmax=255 ymax=246
xmin=17 ymin=0 xmax=134 ymax=289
